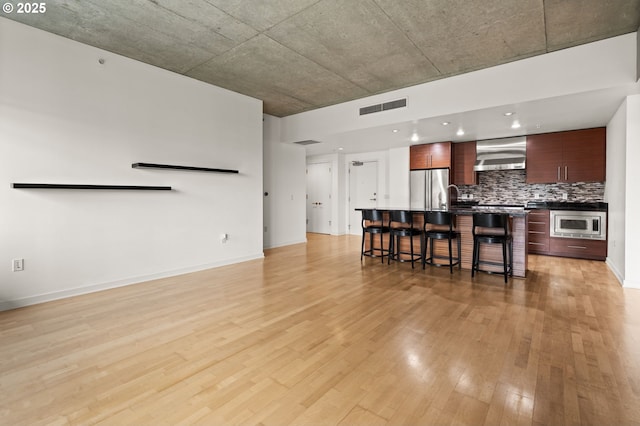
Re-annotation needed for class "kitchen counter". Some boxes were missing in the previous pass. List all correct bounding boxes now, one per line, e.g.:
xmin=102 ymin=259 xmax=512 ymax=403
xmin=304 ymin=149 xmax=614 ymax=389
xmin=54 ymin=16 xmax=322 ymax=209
xmin=359 ymin=206 xmax=529 ymax=216
xmin=357 ymin=207 xmax=528 ymax=277
xmin=525 ymin=201 xmax=607 ymax=211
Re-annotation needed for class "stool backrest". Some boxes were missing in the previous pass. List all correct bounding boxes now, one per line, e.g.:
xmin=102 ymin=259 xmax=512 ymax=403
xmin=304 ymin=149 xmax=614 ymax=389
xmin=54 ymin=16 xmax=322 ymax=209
xmin=425 ymin=211 xmax=452 ymax=225
xmin=362 ymin=209 xmax=385 ymax=229
xmin=390 ymin=210 xmax=413 ymax=227
xmin=472 ymin=213 xmax=509 ymax=235
xmin=362 ymin=209 xmax=383 ymax=222
xmin=425 ymin=210 xmax=453 ymax=232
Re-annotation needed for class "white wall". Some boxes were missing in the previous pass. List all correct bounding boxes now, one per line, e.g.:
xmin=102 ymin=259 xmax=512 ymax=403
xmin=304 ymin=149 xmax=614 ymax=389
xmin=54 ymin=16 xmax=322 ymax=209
xmin=0 ymin=19 xmax=264 ymax=310
xmin=263 ymin=115 xmax=307 ymax=248
xmin=605 ymin=100 xmax=627 ymax=283
xmin=605 ymin=94 xmax=640 ymax=289
xmin=388 ymin=147 xmax=410 ymax=207
xmin=624 ymin=95 xmax=640 ymax=288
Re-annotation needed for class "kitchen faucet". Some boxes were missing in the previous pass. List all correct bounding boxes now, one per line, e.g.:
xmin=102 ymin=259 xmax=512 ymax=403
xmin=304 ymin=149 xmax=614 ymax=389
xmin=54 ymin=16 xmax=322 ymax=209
xmin=447 ymin=184 xmax=460 ymax=199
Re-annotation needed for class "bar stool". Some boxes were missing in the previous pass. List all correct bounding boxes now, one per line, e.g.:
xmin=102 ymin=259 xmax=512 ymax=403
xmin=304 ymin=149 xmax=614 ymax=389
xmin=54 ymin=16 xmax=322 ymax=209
xmin=423 ymin=211 xmax=461 ymax=273
xmin=388 ymin=210 xmax=423 ymax=269
xmin=471 ymin=213 xmax=513 ymax=283
xmin=361 ymin=209 xmax=389 ymax=262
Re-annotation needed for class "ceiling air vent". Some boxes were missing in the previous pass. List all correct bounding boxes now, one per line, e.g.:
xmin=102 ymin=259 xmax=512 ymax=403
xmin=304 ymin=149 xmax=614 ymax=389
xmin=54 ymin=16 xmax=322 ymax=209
xmin=293 ymin=140 xmax=321 ymax=145
xmin=359 ymin=98 xmax=407 ymax=116
xmin=383 ymin=98 xmax=407 ymax=111
xmin=359 ymin=104 xmax=383 ymax=115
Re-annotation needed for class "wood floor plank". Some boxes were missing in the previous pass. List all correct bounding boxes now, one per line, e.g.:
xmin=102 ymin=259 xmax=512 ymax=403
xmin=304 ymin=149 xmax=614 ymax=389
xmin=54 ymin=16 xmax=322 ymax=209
xmin=1 ymin=233 xmax=640 ymax=425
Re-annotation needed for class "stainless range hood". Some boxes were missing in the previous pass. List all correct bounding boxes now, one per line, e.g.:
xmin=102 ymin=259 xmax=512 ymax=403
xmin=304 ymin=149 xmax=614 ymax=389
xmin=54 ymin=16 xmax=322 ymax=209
xmin=473 ymin=136 xmax=526 ymax=171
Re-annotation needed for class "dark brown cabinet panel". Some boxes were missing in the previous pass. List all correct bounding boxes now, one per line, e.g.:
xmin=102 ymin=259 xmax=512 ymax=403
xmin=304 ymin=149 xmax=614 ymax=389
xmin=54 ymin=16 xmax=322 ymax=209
xmin=549 ymin=237 xmax=607 ymax=261
xmin=526 ymin=127 xmax=605 ymax=183
xmin=409 ymin=144 xmax=429 ymax=169
xmin=526 ymin=135 xmax=563 ymax=183
xmin=527 ymin=209 xmax=550 ymax=254
xmin=562 ymin=128 xmax=606 ymax=183
xmin=410 ymin=142 xmax=452 ymax=170
xmin=452 ymin=141 xmax=477 ymax=185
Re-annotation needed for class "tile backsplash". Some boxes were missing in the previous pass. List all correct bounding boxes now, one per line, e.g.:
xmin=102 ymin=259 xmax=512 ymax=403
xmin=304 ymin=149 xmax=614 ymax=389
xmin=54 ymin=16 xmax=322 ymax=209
xmin=457 ymin=170 xmax=604 ymax=204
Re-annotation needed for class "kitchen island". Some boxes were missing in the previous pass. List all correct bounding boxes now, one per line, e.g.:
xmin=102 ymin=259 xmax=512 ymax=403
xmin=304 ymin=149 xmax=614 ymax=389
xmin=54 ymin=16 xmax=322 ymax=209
xmin=359 ymin=207 xmax=528 ymax=277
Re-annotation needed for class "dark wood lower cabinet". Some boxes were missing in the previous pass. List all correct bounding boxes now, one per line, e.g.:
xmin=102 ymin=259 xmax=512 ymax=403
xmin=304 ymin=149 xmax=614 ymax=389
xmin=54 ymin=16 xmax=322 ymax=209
xmin=527 ymin=209 xmax=607 ymax=260
xmin=548 ymin=237 xmax=607 ymax=261
xmin=527 ymin=209 xmax=549 ymax=254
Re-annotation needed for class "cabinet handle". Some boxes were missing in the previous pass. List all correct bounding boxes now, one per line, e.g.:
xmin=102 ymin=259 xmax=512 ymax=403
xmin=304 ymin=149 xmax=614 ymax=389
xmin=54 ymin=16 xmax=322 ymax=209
xmin=529 ymin=221 xmax=546 ymax=224
xmin=529 ymin=242 xmax=544 ymax=246
xmin=565 ymin=166 xmax=568 ymax=180
xmin=528 ymin=231 xmax=546 ymax=234
xmin=568 ymin=245 xmax=587 ymax=249
xmin=557 ymin=166 xmax=561 ymax=181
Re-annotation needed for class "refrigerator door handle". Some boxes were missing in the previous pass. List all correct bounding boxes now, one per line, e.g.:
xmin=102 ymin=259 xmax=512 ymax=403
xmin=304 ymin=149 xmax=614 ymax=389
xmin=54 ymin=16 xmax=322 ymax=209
xmin=426 ymin=171 xmax=431 ymax=211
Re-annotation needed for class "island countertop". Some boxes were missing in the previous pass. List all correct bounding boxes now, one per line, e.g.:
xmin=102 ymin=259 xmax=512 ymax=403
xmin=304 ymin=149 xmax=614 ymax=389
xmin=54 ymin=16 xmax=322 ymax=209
xmin=356 ymin=207 xmax=528 ymax=277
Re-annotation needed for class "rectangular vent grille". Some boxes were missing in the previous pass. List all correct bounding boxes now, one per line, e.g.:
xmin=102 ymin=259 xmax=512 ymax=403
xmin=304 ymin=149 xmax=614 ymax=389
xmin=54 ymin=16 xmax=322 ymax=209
xmin=383 ymin=98 xmax=407 ymax=110
xmin=293 ymin=139 xmax=321 ymax=145
xmin=359 ymin=98 xmax=407 ymax=116
xmin=359 ymin=104 xmax=382 ymax=115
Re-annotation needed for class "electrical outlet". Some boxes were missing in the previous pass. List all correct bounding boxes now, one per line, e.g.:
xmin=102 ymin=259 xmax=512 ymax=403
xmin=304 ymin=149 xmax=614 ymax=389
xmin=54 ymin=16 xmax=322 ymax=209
xmin=534 ymin=193 xmax=540 ymax=199
xmin=562 ymin=192 xmax=568 ymax=200
xmin=468 ymin=194 xmax=473 ymax=200
xmin=12 ymin=259 xmax=24 ymax=272
xmin=220 ymin=233 xmax=228 ymax=244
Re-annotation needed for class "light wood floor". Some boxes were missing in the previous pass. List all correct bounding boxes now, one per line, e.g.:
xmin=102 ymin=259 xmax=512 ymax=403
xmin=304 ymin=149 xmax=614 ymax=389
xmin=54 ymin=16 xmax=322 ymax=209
xmin=1 ymin=234 xmax=640 ymax=425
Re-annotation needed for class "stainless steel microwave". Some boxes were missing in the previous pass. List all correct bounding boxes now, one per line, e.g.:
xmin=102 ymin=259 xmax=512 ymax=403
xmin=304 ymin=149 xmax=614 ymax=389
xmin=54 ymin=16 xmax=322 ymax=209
xmin=550 ymin=210 xmax=607 ymax=240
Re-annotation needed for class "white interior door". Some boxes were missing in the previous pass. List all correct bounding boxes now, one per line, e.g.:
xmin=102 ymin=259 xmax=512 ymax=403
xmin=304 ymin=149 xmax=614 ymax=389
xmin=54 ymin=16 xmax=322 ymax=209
xmin=306 ymin=162 xmax=332 ymax=234
xmin=349 ymin=161 xmax=378 ymax=235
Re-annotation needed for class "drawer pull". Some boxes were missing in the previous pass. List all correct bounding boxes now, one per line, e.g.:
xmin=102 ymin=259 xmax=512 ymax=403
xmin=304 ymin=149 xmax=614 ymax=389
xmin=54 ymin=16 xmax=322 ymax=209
xmin=528 ymin=231 xmax=546 ymax=234
xmin=568 ymin=245 xmax=587 ymax=249
xmin=529 ymin=221 xmax=546 ymax=224
xmin=529 ymin=242 xmax=544 ymax=246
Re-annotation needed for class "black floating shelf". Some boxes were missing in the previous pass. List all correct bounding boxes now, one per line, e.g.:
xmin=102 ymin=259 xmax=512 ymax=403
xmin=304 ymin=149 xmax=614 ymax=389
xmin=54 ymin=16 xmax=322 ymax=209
xmin=132 ymin=162 xmax=239 ymax=174
xmin=13 ymin=183 xmax=172 ymax=190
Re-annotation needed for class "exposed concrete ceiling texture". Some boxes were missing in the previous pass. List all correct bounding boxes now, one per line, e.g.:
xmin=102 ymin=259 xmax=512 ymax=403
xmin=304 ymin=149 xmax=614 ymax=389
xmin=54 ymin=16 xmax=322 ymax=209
xmin=6 ymin=0 xmax=640 ymax=118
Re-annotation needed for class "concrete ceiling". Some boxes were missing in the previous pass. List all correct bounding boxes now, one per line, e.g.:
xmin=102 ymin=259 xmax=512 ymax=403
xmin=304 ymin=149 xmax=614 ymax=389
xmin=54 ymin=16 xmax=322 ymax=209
xmin=5 ymin=0 xmax=640 ymax=117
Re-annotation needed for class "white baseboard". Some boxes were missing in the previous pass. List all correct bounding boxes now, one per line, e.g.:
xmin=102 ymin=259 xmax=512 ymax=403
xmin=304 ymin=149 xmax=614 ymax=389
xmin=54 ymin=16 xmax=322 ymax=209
xmin=606 ymin=258 xmax=624 ymax=286
xmin=263 ymin=238 xmax=307 ymax=249
xmin=0 ymin=253 xmax=264 ymax=312
xmin=623 ymin=279 xmax=640 ymax=289
xmin=605 ymin=259 xmax=640 ymax=289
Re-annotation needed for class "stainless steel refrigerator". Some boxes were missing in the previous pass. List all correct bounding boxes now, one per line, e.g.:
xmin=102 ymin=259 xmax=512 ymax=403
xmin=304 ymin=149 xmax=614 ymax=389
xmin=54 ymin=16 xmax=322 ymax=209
xmin=409 ymin=168 xmax=450 ymax=211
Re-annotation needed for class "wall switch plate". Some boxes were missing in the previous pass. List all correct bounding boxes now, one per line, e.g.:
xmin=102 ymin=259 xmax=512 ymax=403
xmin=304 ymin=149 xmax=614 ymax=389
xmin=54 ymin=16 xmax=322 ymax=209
xmin=562 ymin=192 xmax=568 ymax=200
xmin=12 ymin=259 xmax=24 ymax=272
xmin=534 ymin=193 xmax=540 ymax=199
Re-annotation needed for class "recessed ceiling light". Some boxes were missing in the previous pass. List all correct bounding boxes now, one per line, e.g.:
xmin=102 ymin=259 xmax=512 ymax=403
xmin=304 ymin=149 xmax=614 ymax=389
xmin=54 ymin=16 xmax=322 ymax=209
xmin=504 ymin=112 xmax=514 ymax=116
xmin=337 ymin=147 xmax=344 ymax=151
xmin=392 ymin=129 xmax=399 ymax=133
xmin=456 ymin=129 xmax=465 ymax=136
xmin=411 ymin=133 xmax=419 ymax=142
xmin=511 ymin=121 xmax=521 ymax=129
xmin=441 ymin=121 xmax=450 ymax=126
